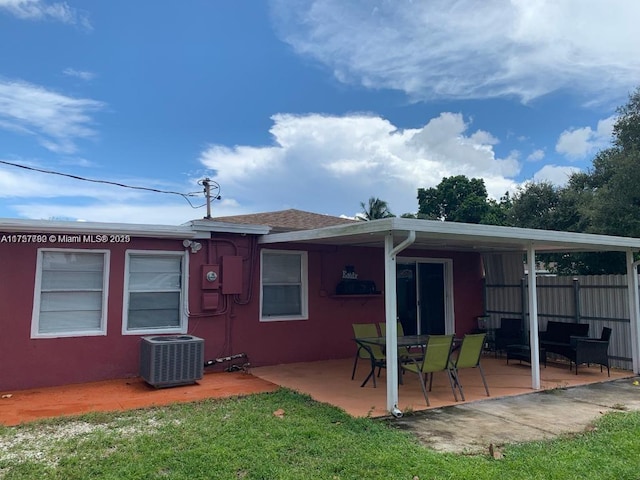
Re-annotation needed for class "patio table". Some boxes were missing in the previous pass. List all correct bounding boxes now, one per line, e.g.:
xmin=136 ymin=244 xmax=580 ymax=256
xmin=354 ymin=335 xmax=458 ymax=387
xmin=356 ymin=334 xmax=431 ymax=349
xmin=353 ymin=335 xmax=426 ymax=387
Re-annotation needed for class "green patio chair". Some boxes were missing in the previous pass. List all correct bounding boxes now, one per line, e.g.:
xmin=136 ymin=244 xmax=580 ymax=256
xmin=378 ymin=321 xmax=407 ymax=337
xmin=351 ymin=323 xmax=386 ymax=387
xmin=400 ymin=334 xmax=457 ymax=406
xmin=449 ymin=333 xmax=490 ymax=401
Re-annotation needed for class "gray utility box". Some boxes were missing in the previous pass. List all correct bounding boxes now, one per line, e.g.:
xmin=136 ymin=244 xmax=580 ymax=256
xmin=140 ymin=335 xmax=204 ymax=388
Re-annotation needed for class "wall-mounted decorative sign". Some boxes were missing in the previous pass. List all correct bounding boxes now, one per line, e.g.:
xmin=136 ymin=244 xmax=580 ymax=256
xmin=342 ymin=265 xmax=358 ymax=280
xmin=336 ymin=265 xmax=379 ymax=295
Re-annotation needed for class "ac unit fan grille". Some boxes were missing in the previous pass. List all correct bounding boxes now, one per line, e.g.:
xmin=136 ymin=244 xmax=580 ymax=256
xmin=140 ymin=335 xmax=204 ymax=388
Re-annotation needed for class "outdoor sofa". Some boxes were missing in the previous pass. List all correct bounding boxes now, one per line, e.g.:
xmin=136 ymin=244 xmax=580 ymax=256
xmin=539 ymin=320 xmax=589 ymax=362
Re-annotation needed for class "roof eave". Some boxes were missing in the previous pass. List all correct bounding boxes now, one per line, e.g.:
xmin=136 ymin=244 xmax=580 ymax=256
xmin=258 ymin=217 xmax=640 ymax=253
xmin=0 ymin=218 xmax=198 ymax=239
xmin=0 ymin=217 xmax=271 ymax=240
xmin=186 ymin=219 xmax=271 ymax=236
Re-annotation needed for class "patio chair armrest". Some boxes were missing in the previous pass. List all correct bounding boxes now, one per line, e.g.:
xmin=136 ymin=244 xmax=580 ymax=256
xmin=575 ymin=338 xmax=609 ymax=349
xmin=400 ymin=361 xmax=420 ymax=373
xmin=569 ymin=335 xmax=589 ymax=348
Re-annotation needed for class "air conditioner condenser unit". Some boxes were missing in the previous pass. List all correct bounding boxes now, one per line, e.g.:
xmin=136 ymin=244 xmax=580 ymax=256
xmin=140 ymin=335 xmax=204 ymax=388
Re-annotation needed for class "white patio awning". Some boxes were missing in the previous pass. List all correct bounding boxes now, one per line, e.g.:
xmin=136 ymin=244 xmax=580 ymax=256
xmin=258 ymin=217 xmax=640 ymax=253
xmin=259 ymin=218 xmax=640 ymax=415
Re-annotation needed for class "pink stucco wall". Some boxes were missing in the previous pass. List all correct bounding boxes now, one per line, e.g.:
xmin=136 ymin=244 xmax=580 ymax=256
xmin=227 ymin=244 xmax=485 ymax=367
xmin=0 ymin=234 xmax=484 ymax=391
xmin=0 ymin=237 xmax=193 ymax=391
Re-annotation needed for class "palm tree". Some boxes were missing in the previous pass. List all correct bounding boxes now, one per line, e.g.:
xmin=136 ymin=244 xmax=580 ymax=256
xmin=358 ymin=197 xmax=394 ymax=221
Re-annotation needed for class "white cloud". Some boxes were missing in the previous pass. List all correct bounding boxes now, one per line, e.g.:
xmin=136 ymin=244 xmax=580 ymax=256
xmin=527 ymin=149 xmax=545 ymax=162
xmin=0 ymin=79 xmax=104 ymax=154
xmin=0 ymin=0 xmax=91 ymax=29
xmin=555 ymin=116 xmax=615 ymax=159
xmin=0 ymin=160 xmax=217 ymax=223
xmin=532 ymin=165 xmax=581 ymax=186
xmin=58 ymin=157 xmax=96 ymax=167
xmin=199 ymin=112 xmax=521 ymax=216
xmin=11 ymin=202 xmax=203 ymax=224
xmin=5 ymin=188 xmax=232 ymax=222
xmin=63 ymin=68 xmax=96 ymax=81
xmin=0 ymin=162 xmax=154 ymax=201
xmin=270 ymin=0 xmax=640 ymax=103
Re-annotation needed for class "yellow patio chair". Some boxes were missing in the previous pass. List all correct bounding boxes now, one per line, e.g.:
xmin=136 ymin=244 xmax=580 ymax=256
xmin=400 ymin=334 xmax=457 ymax=406
xmin=449 ymin=333 xmax=490 ymax=401
xmin=351 ymin=323 xmax=386 ymax=387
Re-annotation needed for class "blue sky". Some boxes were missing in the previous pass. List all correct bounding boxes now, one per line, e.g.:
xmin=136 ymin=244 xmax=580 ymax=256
xmin=1 ymin=0 xmax=639 ymax=224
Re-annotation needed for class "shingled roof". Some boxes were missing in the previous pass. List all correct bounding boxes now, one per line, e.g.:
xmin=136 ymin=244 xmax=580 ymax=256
xmin=210 ymin=209 xmax=357 ymax=232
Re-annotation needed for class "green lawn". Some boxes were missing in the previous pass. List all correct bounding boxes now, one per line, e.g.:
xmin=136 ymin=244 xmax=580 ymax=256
xmin=1 ymin=388 xmax=639 ymax=479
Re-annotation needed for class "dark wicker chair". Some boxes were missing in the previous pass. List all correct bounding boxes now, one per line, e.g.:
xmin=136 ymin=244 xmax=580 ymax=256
xmin=569 ymin=327 xmax=612 ymax=376
xmin=494 ymin=318 xmax=524 ymax=357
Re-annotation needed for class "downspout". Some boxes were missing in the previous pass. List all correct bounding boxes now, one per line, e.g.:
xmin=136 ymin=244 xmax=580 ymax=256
xmin=626 ymin=251 xmax=640 ymax=374
xmin=385 ymin=230 xmax=416 ymax=417
xmin=527 ymin=245 xmax=541 ymax=390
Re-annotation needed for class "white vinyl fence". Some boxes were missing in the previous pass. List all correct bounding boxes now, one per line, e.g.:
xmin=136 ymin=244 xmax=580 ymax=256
xmin=484 ymin=274 xmax=637 ymax=370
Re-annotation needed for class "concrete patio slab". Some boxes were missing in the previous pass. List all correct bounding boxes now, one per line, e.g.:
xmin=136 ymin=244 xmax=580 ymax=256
xmin=252 ymin=356 xmax=631 ymax=417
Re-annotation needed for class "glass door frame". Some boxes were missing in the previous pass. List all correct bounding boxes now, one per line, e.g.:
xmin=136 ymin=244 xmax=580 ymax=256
xmin=397 ymin=257 xmax=455 ymax=336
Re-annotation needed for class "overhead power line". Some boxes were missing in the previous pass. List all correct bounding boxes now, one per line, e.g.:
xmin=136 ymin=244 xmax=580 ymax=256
xmin=0 ymin=159 xmax=218 ymax=209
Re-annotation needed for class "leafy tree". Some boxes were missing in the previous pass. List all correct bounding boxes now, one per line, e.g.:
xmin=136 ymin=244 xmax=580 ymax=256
xmin=358 ymin=197 xmax=394 ymax=220
xmin=534 ymin=88 xmax=640 ymax=274
xmin=417 ymin=175 xmax=491 ymax=223
xmin=506 ymin=182 xmax=578 ymax=273
xmin=506 ymin=181 xmax=584 ymax=232
xmin=556 ymin=88 xmax=640 ymax=241
xmin=405 ymin=88 xmax=640 ymax=274
xmin=550 ymin=251 xmax=627 ymax=276
xmin=612 ymin=86 xmax=640 ymax=151
xmin=581 ymin=88 xmax=640 ymax=239
xmin=482 ymin=192 xmax=512 ymax=226
xmin=508 ymin=182 xmax=558 ymax=230
xmin=589 ymin=151 xmax=640 ymax=237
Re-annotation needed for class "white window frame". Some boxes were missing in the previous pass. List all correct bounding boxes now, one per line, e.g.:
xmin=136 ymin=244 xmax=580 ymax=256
xmin=122 ymin=250 xmax=189 ymax=335
xmin=260 ymin=249 xmax=308 ymax=322
xmin=31 ymin=248 xmax=110 ymax=339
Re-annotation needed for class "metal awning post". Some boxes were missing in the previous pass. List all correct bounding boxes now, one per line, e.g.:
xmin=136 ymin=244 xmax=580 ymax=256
xmin=527 ymin=245 xmax=541 ymax=389
xmin=385 ymin=231 xmax=415 ymax=415
xmin=626 ymin=251 xmax=640 ymax=374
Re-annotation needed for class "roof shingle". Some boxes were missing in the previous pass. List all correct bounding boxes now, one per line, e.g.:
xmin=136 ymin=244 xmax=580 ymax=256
xmin=209 ymin=209 xmax=357 ymax=232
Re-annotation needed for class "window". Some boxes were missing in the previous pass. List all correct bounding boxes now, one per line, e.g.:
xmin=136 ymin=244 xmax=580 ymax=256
xmin=31 ymin=249 xmax=109 ymax=338
xmin=260 ymin=249 xmax=308 ymax=321
xmin=123 ymin=251 xmax=187 ymax=334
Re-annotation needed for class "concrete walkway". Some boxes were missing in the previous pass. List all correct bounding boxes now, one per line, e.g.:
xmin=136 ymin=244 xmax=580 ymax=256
xmin=391 ymin=376 xmax=640 ymax=454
